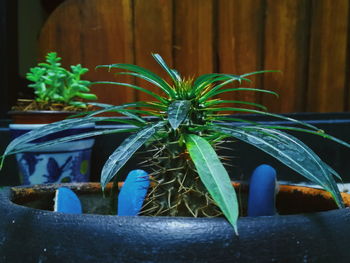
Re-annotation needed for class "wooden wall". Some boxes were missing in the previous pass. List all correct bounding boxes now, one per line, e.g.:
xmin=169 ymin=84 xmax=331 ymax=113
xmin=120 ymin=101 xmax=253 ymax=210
xmin=38 ymin=0 xmax=350 ymax=113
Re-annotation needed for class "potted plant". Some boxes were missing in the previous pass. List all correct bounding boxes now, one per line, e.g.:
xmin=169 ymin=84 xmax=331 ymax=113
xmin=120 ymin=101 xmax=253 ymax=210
xmin=0 ymin=54 xmax=350 ymax=262
xmin=9 ymin=52 xmax=98 ymax=185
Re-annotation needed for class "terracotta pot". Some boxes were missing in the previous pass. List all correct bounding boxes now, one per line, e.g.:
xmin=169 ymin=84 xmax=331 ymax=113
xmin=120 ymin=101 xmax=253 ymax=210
xmin=7 ymin=111 xmax=95 ymax=185
xmin=0 ymin=182 xmax=349 ymax=262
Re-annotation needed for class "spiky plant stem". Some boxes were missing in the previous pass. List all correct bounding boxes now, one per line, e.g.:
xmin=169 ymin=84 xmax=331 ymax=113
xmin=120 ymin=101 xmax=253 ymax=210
xmin=140 ymin=129 xmax=223 ymax=218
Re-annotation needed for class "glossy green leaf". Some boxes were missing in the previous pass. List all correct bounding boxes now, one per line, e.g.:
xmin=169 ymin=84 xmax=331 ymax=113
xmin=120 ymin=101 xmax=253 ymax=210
xmin=167 ymin=100 xmax=191 ymax=129
xmin=213 ymin=125 xmax=344 ymax=208
xmin=90 ymin=101 xmax=165 ymax=112
xmin=185 ymin=134 xmax=239 ymax=234
xmin=207 ymin=116 xmax=263 ymax=127
xmin=241 ymin=70 xmax=280 ymax=78
xmin=200 ymin=88 xmax=278 ymax=103
xmin=3 ymin=117 xmax=106 ymax=158
xmin=117 ymin=108 xmax=162 ymax=117
xmin=87 ymin=103 xmax=148 ymax=124
xmin=93 ymin=81 xmax=168 ymax=104
xmin=88 ymin=102 xmax=115 ymax=108
xmin=100 ymin=121 xmax=165 ymax=189
xmin=205 ymin=107 xmax=321 ymax=131
xmin=114 ymin=72 xmax=176 ymax=98
xmin=96 ymin=63 xmax=175 ymax=97
xmin=193 ymin=74 xmax=244 ymax=90
xmin=204 ymin=100 xmax=267 ymax=111
xmin=260 ymin=125 xmax=350 ymax=150
xmin=151 ymin=53 xmax=181 ymax=83
xmin=10 ymin=127 xmax=138 ymax=155
xmin=193 ymin=74 xmax=246 ymax=97
xmin=199 ymin=79 xmax=242 ymax=101
xmin=2 ymin=102 xmax=143 ymax=159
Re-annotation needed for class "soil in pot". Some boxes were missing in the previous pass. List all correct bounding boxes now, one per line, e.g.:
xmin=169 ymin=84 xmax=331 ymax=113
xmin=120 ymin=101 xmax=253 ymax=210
xmin=10 ymin=182 xmax=350 ymax=216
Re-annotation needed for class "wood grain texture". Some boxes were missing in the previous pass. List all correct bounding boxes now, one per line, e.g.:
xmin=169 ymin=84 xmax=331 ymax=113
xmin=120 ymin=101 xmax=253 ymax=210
xmin=37 ymin=0 xmax=350 ymax=113
xmin=39 ymin=0 xmax=135 ymax=105
xmin=134 ymin=0 xmax=173 ymax=101
xmin=174 ymin=0 xmax=214 ymax=78
xmin=262 ymin=0 xmax=310 ymax=113
xmin=307 ymin=0 xmax=349 ymax=112
xmin=217 ymin=0 xmax=265 ymax=108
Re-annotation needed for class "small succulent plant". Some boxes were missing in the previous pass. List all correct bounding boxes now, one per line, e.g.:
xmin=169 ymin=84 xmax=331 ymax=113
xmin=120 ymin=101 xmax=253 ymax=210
xmin=2 ymin=54 xmax=350 ymax=233
xmin=26 ymin=52 xmax=97 ymax=108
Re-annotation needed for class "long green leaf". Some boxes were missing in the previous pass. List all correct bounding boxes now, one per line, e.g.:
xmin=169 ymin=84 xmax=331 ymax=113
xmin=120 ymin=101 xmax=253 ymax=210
xmin=88 ymin=102 xmax=115 ymax=108
xmin=204 ymin=100 xmax=267 ymax=111
xmin=261 ymin=125 xmax=350 ymax=150
xmin=208 ymin=116 xmax=264 ymax=127
xmin=3 ymin=117 xmax=109 ymax=157
xmin=96 ymin=63 xmax=175 ymax=97
xmin=90 ymin=101 xmax=166 ymax=111
xmin=241 ymin=70 xmax=280 ymax=78
xmin=205 ymin=107 xmax=321 ymax=131
xmin=114 ymin=72 xmax=176 ymax=98
xmin=10 ymin=128 xmax=138 ymax=155
xmin=167 ymin=100 xmax=191 ymax=129
xmin=193 ymin=74 xmax=247 ymax=96
xmin=185 ymin=134 xmax=239 ymax=234
xmin=212 ymin=125 xmax=344 ymax=208
xmin=87 ymin=102 xmax=138 ymax=116
xmin=193 ymin=74 xmax=244 ymax=89
xmin=151 ymin=53 xmax=181 ymax=83
xmin=0 ymin=117 xmax=112 ymax=169
xmin=87 ymin=103 xmax=148 ymax=124
xmin=199 ymin=88 xmax=278 ymax=102
xmin=249 ymin=124 xmax=349 ymax=181
xmin=100 ymin=121 xmax=165 ymax=189
xmin=93 ymin=81 xmax=168 ymax=104
xmin=199 ymin=78 xmax=241 ymax=101
xmin=117 ymin=108 xmax=162 ymax=117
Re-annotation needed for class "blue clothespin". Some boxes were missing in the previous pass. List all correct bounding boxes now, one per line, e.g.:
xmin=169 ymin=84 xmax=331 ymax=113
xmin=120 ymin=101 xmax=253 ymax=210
xmin=54 ymin=187 xmax=82 ymax=214
xmin=118 ymin=169 xmax=150 ymax=216
xmin=248 ymin=164 xmax=278 ymax=217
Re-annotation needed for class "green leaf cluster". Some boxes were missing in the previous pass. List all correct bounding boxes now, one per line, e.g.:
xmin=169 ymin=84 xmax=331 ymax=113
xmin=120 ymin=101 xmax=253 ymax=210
xmin=3 ymin=53 xmax=350 ymax=233
xmin=26 ymin=52 xmax=97 ymax=108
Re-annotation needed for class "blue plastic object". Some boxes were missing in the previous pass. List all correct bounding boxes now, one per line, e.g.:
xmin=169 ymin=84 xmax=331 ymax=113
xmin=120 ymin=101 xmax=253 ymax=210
xmin=54 ymin=187 xmax=82 ymax=214
xmin=118 ymin=169 xmax=150 ymax=216
xmin=248 ymin=164 xmax=277 ymax=217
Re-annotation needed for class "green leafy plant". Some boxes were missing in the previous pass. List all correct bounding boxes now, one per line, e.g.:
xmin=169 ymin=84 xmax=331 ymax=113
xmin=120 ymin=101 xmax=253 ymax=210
xmin=2 ymin=54 xmax=350 ymax=234
xmin=26 ymin=52 xmax=97 ymax=108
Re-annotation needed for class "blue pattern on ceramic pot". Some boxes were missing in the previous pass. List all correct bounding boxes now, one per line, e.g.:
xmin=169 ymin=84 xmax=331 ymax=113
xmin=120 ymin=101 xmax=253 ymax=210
xmin=10 ymin=124 xmax=95 ymax=185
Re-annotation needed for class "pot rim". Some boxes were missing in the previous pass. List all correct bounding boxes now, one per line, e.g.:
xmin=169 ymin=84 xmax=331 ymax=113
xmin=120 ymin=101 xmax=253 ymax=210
xmin=7 ymin=182 xmax=350 ymax=219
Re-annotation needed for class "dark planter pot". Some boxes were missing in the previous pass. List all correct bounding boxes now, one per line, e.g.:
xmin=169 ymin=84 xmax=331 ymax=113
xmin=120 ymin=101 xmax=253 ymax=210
xmin=8 ymin=111 xmax=95 ymax=185
xmin=0 ymin=183 xmax=349 ymax=263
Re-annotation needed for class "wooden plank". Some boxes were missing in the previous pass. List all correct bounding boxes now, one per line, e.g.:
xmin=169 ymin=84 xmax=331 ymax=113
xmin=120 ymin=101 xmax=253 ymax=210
xmin=262 ymin=0 xmax=310 ymax=113
xmin=38 ymin=0 xmax=135 ymax=105
xmin=174 ymin=0 xmax=214 ymax=78
xmin=307 ymin=0 xmax=349 ymax=112
xmin=217 ymin=0 xmax=265 ymax=108
xmin=134 ymin=0 xmax=173 ymax=102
